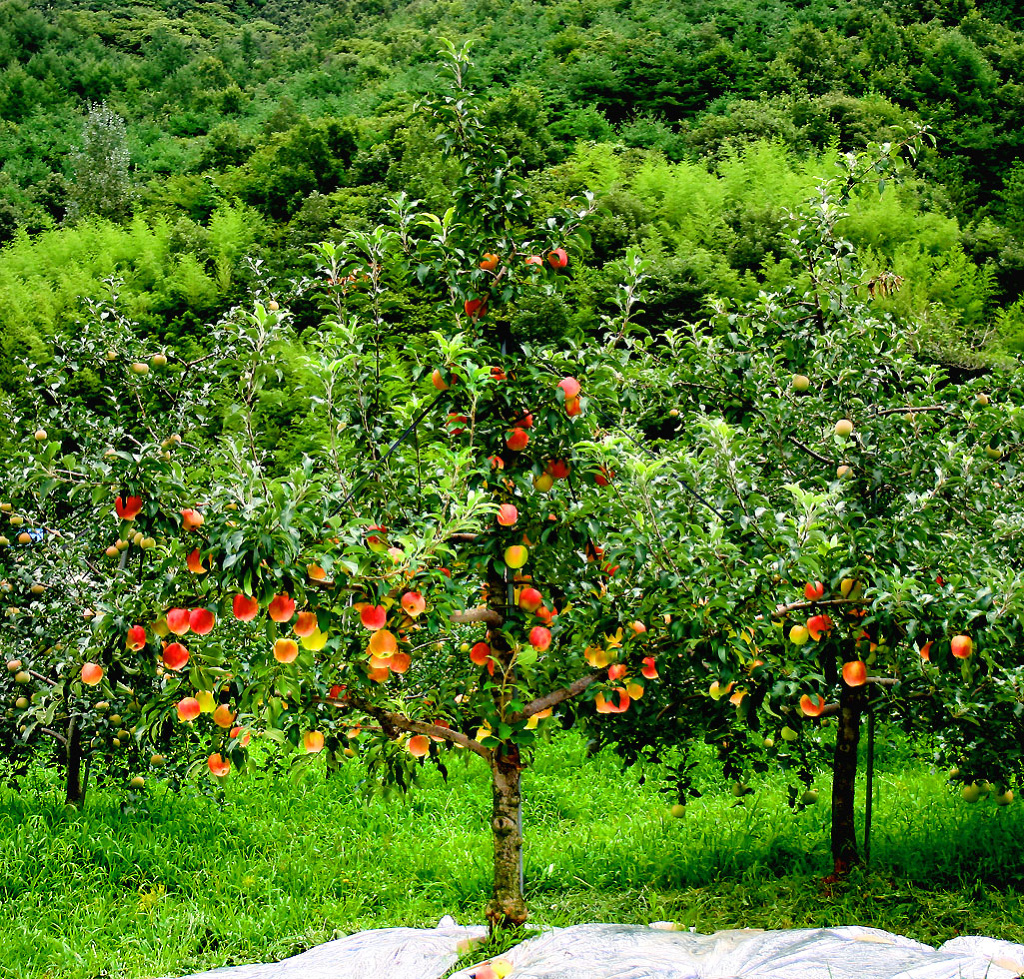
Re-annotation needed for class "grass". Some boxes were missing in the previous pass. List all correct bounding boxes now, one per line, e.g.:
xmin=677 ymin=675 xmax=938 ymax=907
xmin=0 ymin=729 xmax=1022 ymax=979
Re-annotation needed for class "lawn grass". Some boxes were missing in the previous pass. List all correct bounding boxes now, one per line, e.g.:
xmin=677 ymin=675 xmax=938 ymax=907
xmin=0 ymin=728 xmax=1022 ymax=979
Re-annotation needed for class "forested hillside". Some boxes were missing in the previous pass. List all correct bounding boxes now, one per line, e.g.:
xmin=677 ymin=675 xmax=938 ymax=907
xmin=2 ymin=0 xmax=1023 ymax=392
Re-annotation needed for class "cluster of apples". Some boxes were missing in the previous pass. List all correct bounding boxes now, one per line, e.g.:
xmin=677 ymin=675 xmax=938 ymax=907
xmin=357 ymin=596 xmax=423 ymax=681
xmin=584 ymin=623 xmax=658 ymax=714
xmin=463 ymin=248 xmax=570 ymax=320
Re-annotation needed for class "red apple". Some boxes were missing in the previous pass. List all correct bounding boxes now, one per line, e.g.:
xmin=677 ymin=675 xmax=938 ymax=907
xmin=81 ymin=662 xmax=103 ymax=686
xmin=528 ymin=626 xmax=551 ymax=651
xmin=557 ymin=377 xmax=581 ymax=400
xmin=181 ymin=508 xmax=204 ymax=531
xmin=548 ymin=248 xmax=568 ymax=268
xmin=842 ymin=661 xmax=868 ymax=687
xmin=232 ymin=594 xmax=260 ymax=621
xmin=406 ymin=735 xmax=429 ymax=758
xmin=390 ymin=651 xmax=411 ymax=673
xmin=401 ymin=592 xmax=426 ymax=617
xmin=207 ymin=753 xmax=230 ymax=777
xmin=497 ymin=504 xmax=519 ymax=527
xmin=166 ymin=608 xmax=191 ymax=635
xmin=470 ymin=642 xmax=491 ymax=666
xmin=189 ymin=608 xmax=215 ymax=635
xmin=479 ymin=253 xmax=499 ymax=271
xmin=546 ymin=459 xmax=571 ymax=480
xmin=213 ymin=704 xmax=235 ymax=728
xmin=186 ymin=548 xmax=207 ymax=574
xmin=115 ymin=495 xmax=143 ymax=521
xmin=293 ymin=611 xmax=318 ymax=637
xmin=506 ymin=428 xmax=529 ymax=452
xmin=268 ymin=594 xmax=296 ymax=623
xmin=177 ymin=697 xmax=201 ymax=722
xmin=163 ymin=642 xmax=190 ymax=671
xmin=518 ymin=587 xmax=543 ymax=612
xmin=641 ymin=656 xmax=658 ymax=679
xmin=431 ymin=369 xmax=451 ymax=391
xmin=804 ymin=581 xmax=825 ymax=601
xmin=608 ymin=663 xmax=627 ymax=681
xmin=360 ymin=605 xmax=387 ymax=630
xmin=126 ymin=625 xmax=147 ymax=651
xmin=565 ymin=396 xmax=581 ymax=417
xmin=800 ymin=693 xmax=826 ymax=717
xmin=951 ymin=635 xmax=973 ymax=659
xmin=464 ymin=298 xmax=486 ymax=318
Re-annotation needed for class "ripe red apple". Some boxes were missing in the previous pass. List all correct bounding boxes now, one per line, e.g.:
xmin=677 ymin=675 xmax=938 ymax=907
xmin=233 ymin=594 xmax=260 ymax=621
xmin=431 ymin=369 xmax=451 ymax=391
xmin=207 ymin=753 xmax=230 ymax=777
xmin=525 ymin=254 xmax=543 ymax=267
xmin=518 ymin=587 xmax=543 ymax=612
xmin=293 ymin=611 xmax=318 ymax=637
xmin=548 ymin=248 xmax=568 ymax=268
xmin=189 ymin=608 xmax=215 ymax=635
xmin=506 ymin=428 xmax=529 ymax=452
xmin=213 ymin=704 xmax=235 ymax=728
xmin=464 ymin=298 xmax=486 ymax=318
xmin=81 ymin=662 xmax=103 ymax=686
xmin=641 ymin=656 xmax=658 ymax=679
xmin=126 ymin=625 xmax=147 ymax=651
xmin=470 ymin=642 xmax=491 ymax=666
xmin=546 ymin=459 xmax=571 ymax=480
xmin=842 ymin=661 xmax=868 ymax=687
xmin=951 ymin=635 xmax=973 ymax=659
xmin=390 ymin=651 xmax=411 ymax=673
xmin=177 ymin=697 xmax=201 ymax=722
xmin=608 ymin=663 xmax=627 ymax=681
xmin=180 ymin=508 xmax=204 ymax=531
xmin=268 ymin=594 xmax=296 ymax=622
xmin=230 ymin=726 xmax=252 ymax=747
xmin=115 ymin=495 xmax=143 ymax=521
xmin=166 ymin=608 xmax=191 ymax=635
xmin=512 ymin=412 xmax=533 ymax=429
xmin=557 ymin=377 xmax=581 ymax=400
xmin=565 ymin=396 xmax=581 ymax=417
xmin=479 ymin=253 xmax=499 ymax=271
xmin=186 ymin=549 xmax=207 ymax=574
xmin=496 ymin=504 xmax=519 ymax=527
xmin=528 ymin=626 xmax=551 ymax=651
xmin=803 ymin=581 xmax=825 ymax=601
xmin=163 ymin=642 xmax=190 ymax=671
xmin=919 ymin=640 xmax=933 ymax=662
xmin=407 ymin=734 xmax=430 ymax=757
xmin=360 ymin=605 xmax=387 ymax=630
xmin=806 ymin=613 xmax=834 ymax=641
xmin=401 ymin=591 xmax=426 ymax=617
xmin=800 ymin=693 xmax=826 ymax=717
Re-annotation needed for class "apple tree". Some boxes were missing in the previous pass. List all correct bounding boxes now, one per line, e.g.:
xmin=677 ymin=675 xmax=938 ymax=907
xmin=582 ymin=133 xmax=1024 ymax=873
xmin=4 ymin=41 xmax=664 ymax=931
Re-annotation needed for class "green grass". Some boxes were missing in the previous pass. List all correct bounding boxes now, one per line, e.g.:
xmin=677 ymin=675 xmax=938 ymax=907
xmin=1 ymin=730 xmax=1022 ymax=979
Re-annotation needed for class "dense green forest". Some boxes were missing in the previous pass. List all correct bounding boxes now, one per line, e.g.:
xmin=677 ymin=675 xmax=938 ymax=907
xmin=2 ymin=0 xmax=1024 ymax=393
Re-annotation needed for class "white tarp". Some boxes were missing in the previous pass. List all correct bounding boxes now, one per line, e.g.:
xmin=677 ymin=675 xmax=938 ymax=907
xmin=169 ymin=920 xmax=1024 ymax=979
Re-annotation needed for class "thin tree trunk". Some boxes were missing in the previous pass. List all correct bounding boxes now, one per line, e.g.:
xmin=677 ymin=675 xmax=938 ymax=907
xmin=65 ymin=718 xmax=83 ymax=806
xmin=487 ymin=746 xmax=528 ymax=930
xmin=830 ymin=676 xmax=866 ymax=874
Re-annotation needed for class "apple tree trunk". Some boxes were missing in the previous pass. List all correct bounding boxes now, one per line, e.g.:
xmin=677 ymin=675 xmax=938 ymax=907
xmin=487 ymin=745 xmax=528 ymax=930
xmin=830 ymin=677 xmax=866 ymax=874
xmin=64 ymin=717 xmax=84 ymax=806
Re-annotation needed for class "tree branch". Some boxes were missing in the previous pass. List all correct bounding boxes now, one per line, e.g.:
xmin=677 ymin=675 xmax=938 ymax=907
xmin=785 ymin=433 xmax=835 ymax=466
xmin=508 ymin=671 xmax=603 ymax=723
xmin=317 ymin=694 xmax=491 ymax=760
xmin=772 ymin=597 xmax=867 ymax=618
xmin=451 ymin=606 xmax=503 ymax=627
